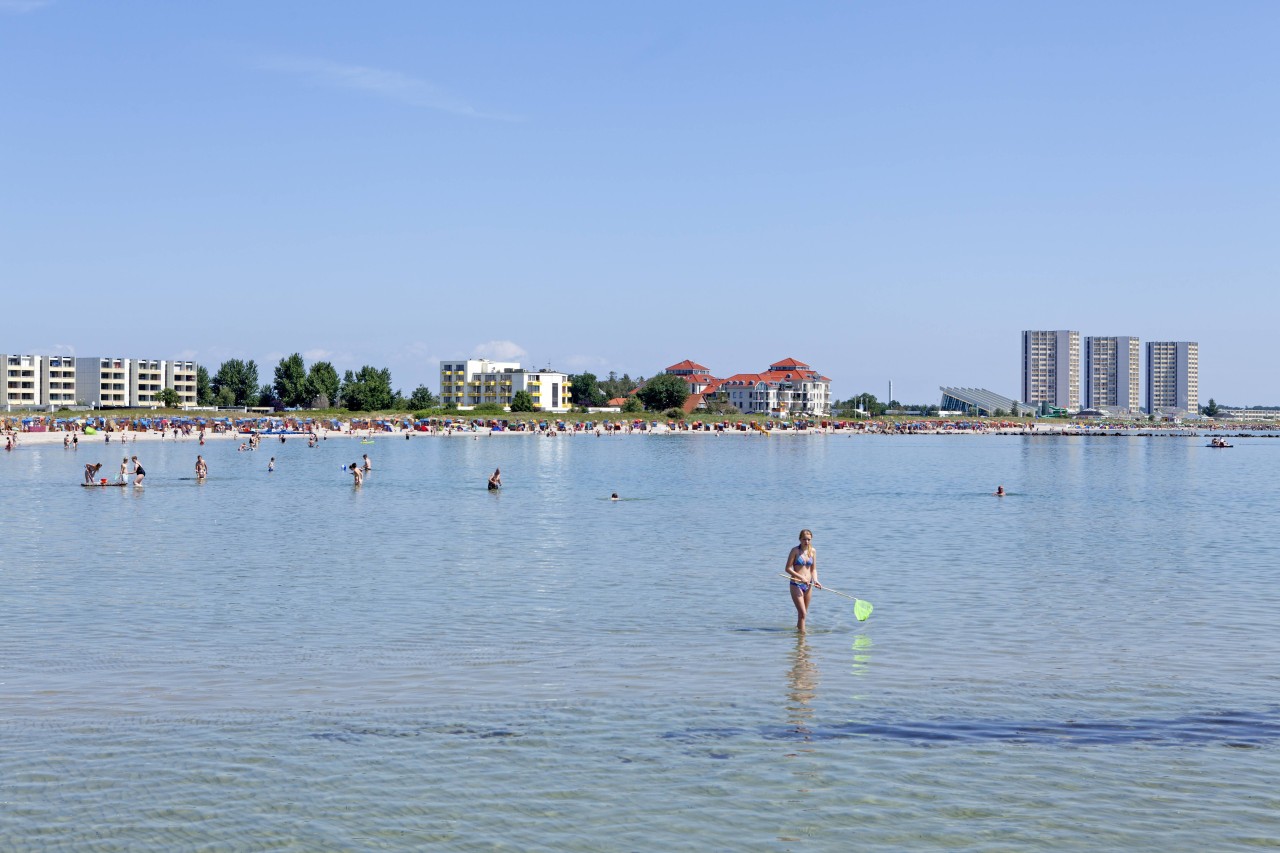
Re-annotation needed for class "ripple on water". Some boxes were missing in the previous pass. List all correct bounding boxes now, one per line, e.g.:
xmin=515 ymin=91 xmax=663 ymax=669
xmin=4 ymin=436 xmax=1280 ymax=849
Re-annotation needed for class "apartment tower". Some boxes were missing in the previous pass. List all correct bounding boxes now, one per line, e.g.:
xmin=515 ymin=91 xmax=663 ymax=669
xmin=1022 ymin=330 xmax=1080 ymax=412
xmin=1146 ymin=342 xmax=1199 ymax=415
xmin=1084 ymin=336 xmax=1140 ymax=414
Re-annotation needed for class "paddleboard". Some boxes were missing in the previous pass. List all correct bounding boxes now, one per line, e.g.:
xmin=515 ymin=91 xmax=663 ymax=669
xmin=81 ymin=482 xmax=128 ymax=487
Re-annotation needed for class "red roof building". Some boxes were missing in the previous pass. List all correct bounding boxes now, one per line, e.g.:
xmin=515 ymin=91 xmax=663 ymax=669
xmin=659 ymin=356 xmax=831 ymax=416
xmin=665 ymin=359 xmax=711 ymax=375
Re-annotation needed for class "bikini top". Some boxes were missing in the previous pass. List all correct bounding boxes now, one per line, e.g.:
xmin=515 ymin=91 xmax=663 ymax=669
xmin=794 ymin=549 xmax=813 ymax=567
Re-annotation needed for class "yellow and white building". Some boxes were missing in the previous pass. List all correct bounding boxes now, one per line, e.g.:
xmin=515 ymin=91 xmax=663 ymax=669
xmin=439 ymin=358 xmax=572 ymax=412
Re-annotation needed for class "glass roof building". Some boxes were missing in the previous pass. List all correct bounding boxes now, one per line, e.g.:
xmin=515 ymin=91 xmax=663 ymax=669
xmin=940 ymin=387 xmax=1035 ymax=417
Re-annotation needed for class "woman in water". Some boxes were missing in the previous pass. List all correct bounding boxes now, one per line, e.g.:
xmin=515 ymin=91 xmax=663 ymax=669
xmin=785 ymin=529 xmax=821 ymax=632
xmin=488 ymin=468 xmax=501 ymax=490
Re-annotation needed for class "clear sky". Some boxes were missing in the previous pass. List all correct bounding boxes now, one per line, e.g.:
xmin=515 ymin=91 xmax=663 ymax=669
xmin=3 ymin=1 xmax=1277 ymax=405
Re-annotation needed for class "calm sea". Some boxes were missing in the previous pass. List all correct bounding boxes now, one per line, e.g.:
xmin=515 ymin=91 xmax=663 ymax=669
xmin=2 ymin=432 xmax=1278 ymax=850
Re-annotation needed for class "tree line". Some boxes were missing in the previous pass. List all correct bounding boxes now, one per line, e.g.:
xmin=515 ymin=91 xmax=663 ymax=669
xmin=566 ymin=371 xmax=702 ymax=413
xmin=196 ymin=354 xmax=438 ymax=412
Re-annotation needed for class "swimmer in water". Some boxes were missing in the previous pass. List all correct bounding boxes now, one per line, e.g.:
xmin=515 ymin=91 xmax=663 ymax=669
xmin=995 ymin=485 xmax=1005 ymax=496
xmin=348 ymin=463 xmax=363 ymax=486
xmin=785 ymin=529 xmax=821 ymax=632
xmin=488 ymin=468 xmax=501 ymax=490
xmin=611 ymin=492 xmax=619 ymax=501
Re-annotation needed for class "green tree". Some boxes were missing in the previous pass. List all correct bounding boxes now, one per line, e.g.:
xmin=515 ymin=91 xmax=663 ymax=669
xmin=195 ymin=365 xmax=213 ymax=405
xmin=215 ymin=386 xmax=235 ymax=407
xmin=599 ymin=371 xmax=643 ymax=401
xmin=211 ymin=359 xmax=260 ymax=406
xmin=836 ymin=393 xmax=885 ymax=417
xmin=568 ymin=372 xmax=606 ymax=407
xmin=636 ymin=374 xmax=688 ymax=411
xmin=304 ymin=361 xmax=340 ymax=408
xmin=273 ymin=353 xmax=309 ymax=408
xmin=407 ymin=385 xmax=438 ymax=409
xmin=340 ymin=366 xmax=395 ymax=412
xmin=701 ymin=392 xmax=741 ymax=416
xmin=510 ymin=390 xmax=535 ymax=412
xmin=156 ymin=388 xmax=182 ymax=408
xmin=257 ymin=384 xmax=281 ymax=409
xmin=621 ymin=396 xmax=643 ymax=413
xmin=1203 ymin=398 xmax=1222 ymax=417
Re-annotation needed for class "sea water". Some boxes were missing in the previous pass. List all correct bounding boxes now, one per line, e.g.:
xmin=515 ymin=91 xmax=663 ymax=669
xmin=2 ymin=432 xmax=1279 ymax=850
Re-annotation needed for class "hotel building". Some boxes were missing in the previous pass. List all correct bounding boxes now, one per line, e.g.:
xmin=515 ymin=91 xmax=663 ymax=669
xmin=1022 ymin=330 xmax=1081 ymax=412
xmin=438 ymin=358 xmax=572 ymax=412
xmin=1084 ymin=336 xmax=1141 ymax=414
xmin=2 ymin=354 xmax=42 ymax=408
xmin=1146 ymin=341 xmax=1199 ymax=415
xmin=716 ymin=358 xmax=832 ymax=417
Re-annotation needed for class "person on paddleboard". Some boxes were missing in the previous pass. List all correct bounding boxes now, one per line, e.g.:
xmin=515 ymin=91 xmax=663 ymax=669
xmin=785 ymin=528 xmax=821 ymax=632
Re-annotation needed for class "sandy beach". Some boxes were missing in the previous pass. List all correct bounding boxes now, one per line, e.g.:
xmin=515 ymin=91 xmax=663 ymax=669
xmin=3 ymin=418 xmax=1268 ymax=448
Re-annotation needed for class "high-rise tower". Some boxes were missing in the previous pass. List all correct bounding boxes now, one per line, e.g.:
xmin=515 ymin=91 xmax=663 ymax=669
xmin=1145 ymin=342 xmax=1199 ymax=415
xmin=1022 ymin=330 xmax=1081 ymax=412
xmin=1084 ymin=336 xmax=1140 ymax=413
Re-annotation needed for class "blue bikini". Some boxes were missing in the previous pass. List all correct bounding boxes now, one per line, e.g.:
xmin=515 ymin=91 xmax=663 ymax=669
xmin=790 ymin=551 xmax=814 ymax=593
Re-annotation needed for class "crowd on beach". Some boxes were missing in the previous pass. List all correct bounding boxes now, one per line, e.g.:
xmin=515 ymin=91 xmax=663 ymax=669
xmin=7 ymin=412 xmax=1280 ymax=451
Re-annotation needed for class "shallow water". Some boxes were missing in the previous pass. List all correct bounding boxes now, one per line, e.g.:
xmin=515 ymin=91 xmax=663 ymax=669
xmin=3 ymin=432 xmax=1279 ymax=850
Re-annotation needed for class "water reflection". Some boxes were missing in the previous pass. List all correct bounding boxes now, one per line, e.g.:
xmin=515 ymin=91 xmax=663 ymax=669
xmin=851 ymin=634 xmax=873 ymax=676
xmin=786 ymin=635 xmax=819 ymax=737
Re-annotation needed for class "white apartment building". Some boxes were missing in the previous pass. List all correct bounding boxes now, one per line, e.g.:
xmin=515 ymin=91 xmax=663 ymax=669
xmin=130 ymin=359 xmax=166 ymax=407
xmin=717 ymin=358 xmax=832 ymax=417
xmin=438 ymin=358 xmax=572 ymax=412
xmin=1146 ymin=341 xmax=1199 ymax=415
xmin=75 ymin=357 xmax=131 ymax=407
xmin=1022 ymin=330 xmax=1081 ymax=412
xmin=41 ymin=355 xmax=78 ymax=408
xmin=2 ymin=354 xmax=42 ymax=408
xmin=1084 ymin=336 xmax=1140 ymax=414
xmin=164 ymin=360 xmax=198 ymax=407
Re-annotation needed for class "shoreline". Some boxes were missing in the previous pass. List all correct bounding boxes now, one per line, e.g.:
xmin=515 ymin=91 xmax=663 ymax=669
xmin=2 ymin=422 xmax=1275 ymax=447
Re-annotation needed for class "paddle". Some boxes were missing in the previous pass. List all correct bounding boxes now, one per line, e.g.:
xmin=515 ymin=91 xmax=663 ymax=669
xmin=779 ymin=574 xmax=873 ymax=621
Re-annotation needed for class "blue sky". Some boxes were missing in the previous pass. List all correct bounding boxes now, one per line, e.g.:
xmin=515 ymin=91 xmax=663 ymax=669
xmin=3 ymin=1 xmax=1277 ymax=404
